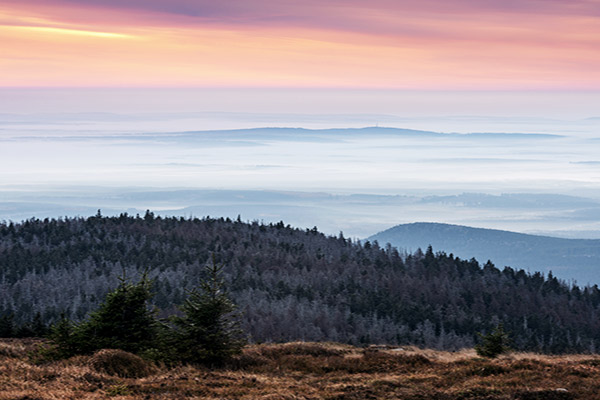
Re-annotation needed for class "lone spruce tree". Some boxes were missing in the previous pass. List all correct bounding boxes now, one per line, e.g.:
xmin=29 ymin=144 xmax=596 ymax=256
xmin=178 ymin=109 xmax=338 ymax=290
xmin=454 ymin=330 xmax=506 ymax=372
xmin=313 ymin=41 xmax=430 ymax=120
xmin=475 ymin=323 xmax=511 ymax=358
xmin=171 ymin=256 xmax=245 ymax=365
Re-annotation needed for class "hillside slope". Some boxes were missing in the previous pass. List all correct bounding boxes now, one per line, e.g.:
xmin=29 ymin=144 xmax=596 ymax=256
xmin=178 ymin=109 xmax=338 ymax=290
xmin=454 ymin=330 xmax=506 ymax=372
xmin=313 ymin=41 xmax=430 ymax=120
xmin=369 ymin=222 xmax=600 ymax=285
xmin=1 ymin=214 xmax=600 ymax=353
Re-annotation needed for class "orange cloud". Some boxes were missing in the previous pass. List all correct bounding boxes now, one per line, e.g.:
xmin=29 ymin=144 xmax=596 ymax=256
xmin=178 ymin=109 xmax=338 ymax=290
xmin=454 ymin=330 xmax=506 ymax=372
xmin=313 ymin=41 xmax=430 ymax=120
xmin=0 ymin=1 xmax=599 ymax=89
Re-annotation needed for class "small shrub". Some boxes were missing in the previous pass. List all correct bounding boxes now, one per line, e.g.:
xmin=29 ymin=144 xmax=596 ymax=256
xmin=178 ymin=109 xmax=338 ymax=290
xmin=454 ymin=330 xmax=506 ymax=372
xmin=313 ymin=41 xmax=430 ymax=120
xmin=106 ymin=384 xmax=132 ymax=397
xmin=88 ymin=349 xmax=156 ymax=378
xmin=28 ymin=343 xmax=64 ymax=364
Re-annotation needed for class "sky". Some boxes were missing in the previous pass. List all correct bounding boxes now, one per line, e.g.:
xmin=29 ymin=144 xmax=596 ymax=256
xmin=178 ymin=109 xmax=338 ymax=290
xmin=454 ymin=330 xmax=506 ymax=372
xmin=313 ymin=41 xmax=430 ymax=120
xmin=2 ymin=0 xmax=600 ymax=242
xmin=1 ymin=0 xmax=599 ymax=89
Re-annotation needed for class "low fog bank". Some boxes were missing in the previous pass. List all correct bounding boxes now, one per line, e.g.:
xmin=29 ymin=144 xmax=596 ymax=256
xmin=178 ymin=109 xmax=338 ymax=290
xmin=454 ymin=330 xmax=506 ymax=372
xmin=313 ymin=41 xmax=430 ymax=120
xmin=1 ymin=126 xmax=599 ymax=195
xmin=2 ymin=111 xmax=599 ymax=239
xmin=2 ymin=188 xmax=600 ymax=240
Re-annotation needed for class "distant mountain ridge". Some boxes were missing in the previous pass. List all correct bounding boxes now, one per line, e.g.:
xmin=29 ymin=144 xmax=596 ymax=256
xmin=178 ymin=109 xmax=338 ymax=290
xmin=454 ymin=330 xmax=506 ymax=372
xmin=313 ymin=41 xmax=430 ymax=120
xmin=369 ymin=222 xmax=600 ymax=285
xmin=152 ymin=126 xmax=564 ymax=140
xmin=0 ymin=125 xmax=563 ymax=141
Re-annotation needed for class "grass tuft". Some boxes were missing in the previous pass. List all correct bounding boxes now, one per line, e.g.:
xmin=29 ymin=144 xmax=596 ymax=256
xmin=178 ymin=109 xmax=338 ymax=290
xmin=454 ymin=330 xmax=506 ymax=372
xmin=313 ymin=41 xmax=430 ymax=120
xmin=88 ymin=349 xmax=156 ymax=378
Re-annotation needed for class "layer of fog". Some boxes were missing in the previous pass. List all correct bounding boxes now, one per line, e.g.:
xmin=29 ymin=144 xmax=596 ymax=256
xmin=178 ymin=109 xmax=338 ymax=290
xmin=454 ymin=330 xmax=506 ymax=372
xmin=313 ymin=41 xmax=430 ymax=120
xmin=3 ymin=188 xmax=600 ymax=240
xmin=2 ymin=123 xmax=599 ymax=193
xmin=2 ymin=88 xmax=599 ymax=239
xmin=1 ymin=123 xmax=600 ymax=238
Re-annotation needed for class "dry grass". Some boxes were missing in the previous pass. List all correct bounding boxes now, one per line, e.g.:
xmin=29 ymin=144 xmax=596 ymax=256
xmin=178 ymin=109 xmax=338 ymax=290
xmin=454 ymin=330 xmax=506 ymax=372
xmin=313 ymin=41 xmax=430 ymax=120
xmin=1 ymin=339 xmax=600 ymax=399
xmin=88 ymin=349 xmax=156 ymax=379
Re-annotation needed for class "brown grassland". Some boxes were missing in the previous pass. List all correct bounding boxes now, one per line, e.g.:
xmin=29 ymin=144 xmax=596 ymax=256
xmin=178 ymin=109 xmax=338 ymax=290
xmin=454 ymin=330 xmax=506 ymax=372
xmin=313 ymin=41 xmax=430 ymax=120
xmin=1 ymin=339 xmax=599 ymax=399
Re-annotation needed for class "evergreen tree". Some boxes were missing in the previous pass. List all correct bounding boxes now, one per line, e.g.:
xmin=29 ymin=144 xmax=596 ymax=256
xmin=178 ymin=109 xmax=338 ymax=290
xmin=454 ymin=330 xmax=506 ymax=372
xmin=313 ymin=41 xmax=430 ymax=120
xmin=77 ymin=273 xmax=158 ymax=354
xmin=48 ymin=313 xmax=77 ymax=358
xmin=170 ymin=256 xmax=245 ymax=365
xmin=0 ymin=314 xmax=15 ymax=338
xmin=31 ymin=312 xmax=48 ymax=337
xmin=475 ymin=324 xmax=511 ymax=358
xmin=52 ymin=273 xmax=159 ymax=356
xmin=15 ymin=323 xmax=36 ymax=338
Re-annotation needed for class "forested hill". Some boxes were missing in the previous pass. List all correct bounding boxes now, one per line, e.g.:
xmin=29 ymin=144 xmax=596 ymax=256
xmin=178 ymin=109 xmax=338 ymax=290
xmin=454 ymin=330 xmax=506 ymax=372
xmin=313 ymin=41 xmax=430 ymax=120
xmin=1 ymin=213 xmax=600 ymax=353
xmin=368 ymin=222 xmax=600 ymax=285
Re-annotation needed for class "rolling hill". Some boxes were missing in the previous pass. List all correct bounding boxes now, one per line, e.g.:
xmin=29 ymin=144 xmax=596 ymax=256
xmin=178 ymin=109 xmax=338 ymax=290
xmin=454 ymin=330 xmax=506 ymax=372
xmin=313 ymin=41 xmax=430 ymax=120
xmin=369 ymin=222 xmax=600 ymax=286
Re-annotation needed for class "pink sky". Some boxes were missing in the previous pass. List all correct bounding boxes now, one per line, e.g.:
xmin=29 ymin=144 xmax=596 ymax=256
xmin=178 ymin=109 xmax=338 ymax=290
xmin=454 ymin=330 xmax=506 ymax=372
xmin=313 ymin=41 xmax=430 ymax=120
xmin=1 ymin=0 xmax=599 ymax=89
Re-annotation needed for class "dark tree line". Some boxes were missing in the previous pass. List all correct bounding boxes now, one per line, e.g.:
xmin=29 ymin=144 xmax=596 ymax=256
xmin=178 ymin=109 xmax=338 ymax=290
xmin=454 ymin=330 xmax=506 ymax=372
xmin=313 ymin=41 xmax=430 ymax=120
xmin=1 ymin=212 xmax=600 ymax=353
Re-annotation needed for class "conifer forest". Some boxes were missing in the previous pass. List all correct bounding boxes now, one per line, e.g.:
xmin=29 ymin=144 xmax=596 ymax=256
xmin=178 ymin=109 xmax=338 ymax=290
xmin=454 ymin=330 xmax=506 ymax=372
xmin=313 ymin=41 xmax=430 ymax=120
xmin=1 ymin=213 xmax=599 ymax=353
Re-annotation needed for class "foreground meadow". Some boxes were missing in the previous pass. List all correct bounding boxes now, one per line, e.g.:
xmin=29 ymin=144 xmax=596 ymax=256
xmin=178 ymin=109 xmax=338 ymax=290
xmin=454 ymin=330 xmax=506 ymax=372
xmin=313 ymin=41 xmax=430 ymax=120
xmin=0 ymin=339 xmax=598 ymax=399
